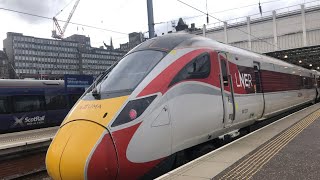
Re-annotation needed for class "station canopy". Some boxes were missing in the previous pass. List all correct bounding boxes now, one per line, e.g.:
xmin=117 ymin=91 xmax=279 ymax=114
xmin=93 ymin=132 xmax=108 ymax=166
xmin=265 ymin=45 xmax=320 ymax=71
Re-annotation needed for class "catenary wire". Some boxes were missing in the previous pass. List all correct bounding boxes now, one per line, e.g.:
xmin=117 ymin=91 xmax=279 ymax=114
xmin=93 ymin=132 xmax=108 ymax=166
xmin=55 ymin=0 xmax=76 ymax=17
xmin=177 ymin=0 xmax=280 ymax=49
xmin=0 ymin=7 xmax=128 ymax=35
xmin=155 ymin=0 xmax=282 ymax=24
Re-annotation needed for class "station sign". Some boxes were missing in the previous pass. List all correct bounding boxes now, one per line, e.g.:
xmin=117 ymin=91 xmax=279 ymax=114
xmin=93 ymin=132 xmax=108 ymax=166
xmin=64 ymin=74 xmax=93 ymax=89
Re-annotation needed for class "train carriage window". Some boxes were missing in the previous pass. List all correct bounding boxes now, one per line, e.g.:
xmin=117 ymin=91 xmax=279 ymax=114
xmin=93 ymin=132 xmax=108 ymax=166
xmin=254 ymin=65 xmax=262 ymax=93
xmin=300 ymin=77 xmax=304 ymax=89
xmin=303 ymin=77 xmax=310 ymax=89
xmin=220 ymin=59 xmax=228 ymax=86
xmin=169 ymin=53 xmax=210 ymax=87
xmin=13 ymin=95 xmax=45 ymax=113
xmin=45 ymin=95 xmax=67 ymax=110
xmin=0 ymin=96 xmax=10 ymax=114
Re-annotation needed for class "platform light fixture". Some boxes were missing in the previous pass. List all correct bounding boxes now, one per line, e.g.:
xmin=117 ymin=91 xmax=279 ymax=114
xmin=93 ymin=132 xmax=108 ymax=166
xmin=299 ymin=60 xmax=302 ymax=63
xmin=317 ymin=67 xmax=320 ymax=70
xmin=309 ymin=64 xmax=313 ymax=67
xmin=284 ymin=55 xmax=288 ymax=58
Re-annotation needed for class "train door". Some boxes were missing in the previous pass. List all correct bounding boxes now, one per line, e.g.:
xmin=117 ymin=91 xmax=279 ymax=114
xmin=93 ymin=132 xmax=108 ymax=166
xmin=253 ymin=62 xmax=265 ymax=118
xmin=218 ymin=52 xmax=235 ymax=128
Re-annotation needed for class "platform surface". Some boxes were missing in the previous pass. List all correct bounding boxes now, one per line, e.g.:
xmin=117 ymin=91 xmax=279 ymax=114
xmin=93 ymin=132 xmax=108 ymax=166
xmin=248 ymin=112 xmax=320 ymax=180
xmin=157 ymin=104 xmax=320 ymax=180
xmin=0 ymin=126 xmax=58 ymax=150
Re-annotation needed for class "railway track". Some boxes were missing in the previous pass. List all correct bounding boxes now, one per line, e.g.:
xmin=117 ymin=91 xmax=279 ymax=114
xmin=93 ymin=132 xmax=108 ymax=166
xmin=12 ymin=170 xmax=49 ymax=180
xmin=0 ymin=146 xmax=49 ymax=180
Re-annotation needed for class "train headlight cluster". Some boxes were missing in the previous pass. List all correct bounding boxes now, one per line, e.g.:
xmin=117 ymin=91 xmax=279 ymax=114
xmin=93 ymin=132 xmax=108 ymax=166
xmin=111 ymin=95 xmax=157 ymax=127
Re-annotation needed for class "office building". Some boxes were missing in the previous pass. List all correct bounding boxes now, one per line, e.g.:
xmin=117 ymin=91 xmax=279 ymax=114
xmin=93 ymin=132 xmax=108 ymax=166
xmin=120 ymin=32 xmax=145 ymax=52
xmin=0 ymin=50 xmax=9 ymax=78
xmin=3 ymin=32 xmax=126 ymax=79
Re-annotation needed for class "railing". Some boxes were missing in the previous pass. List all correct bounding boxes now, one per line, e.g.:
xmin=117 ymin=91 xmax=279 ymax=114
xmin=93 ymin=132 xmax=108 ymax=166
xmin=189 ymin=0 xmax=320 ymax=34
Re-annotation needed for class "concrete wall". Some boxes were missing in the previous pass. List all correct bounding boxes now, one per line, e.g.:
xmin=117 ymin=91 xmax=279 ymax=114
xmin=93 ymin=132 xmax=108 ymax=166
xmin=203 ymin=4 xmax=320 ymax=53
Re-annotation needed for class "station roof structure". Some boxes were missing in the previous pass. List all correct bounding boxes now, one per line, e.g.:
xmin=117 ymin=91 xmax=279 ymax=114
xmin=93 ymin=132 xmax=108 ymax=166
xmin=265 ymin=44 xmax=320 ymax=71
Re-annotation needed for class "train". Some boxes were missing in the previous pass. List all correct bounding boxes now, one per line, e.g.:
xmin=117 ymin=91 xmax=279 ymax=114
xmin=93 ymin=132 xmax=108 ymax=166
xmin=0 ymin=79 xmax=85 ymax=134
xmin=46 ymin=33 xmax=320 ymax=180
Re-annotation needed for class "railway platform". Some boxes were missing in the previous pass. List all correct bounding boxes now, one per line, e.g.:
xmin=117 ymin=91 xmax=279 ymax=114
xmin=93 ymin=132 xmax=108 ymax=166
xmin=0 ymin=127 xmax=58 ymax=179
xmin=0 ymin=126 xmax=58 ymax=156
xmin=157 ymin=103 xmax=320 ymax=180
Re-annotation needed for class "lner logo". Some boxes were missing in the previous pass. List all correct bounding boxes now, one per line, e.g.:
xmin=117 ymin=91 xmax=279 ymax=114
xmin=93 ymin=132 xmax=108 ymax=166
xmin=235 ymin=71 xmax=253 ymax=89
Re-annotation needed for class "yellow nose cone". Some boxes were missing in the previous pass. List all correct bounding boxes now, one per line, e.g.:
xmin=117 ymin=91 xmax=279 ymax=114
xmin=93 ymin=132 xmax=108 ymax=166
xmin=46 ymin=120 xmax=105 ymax=180
xmin=46 ymin=96 xmax=128 ymax=179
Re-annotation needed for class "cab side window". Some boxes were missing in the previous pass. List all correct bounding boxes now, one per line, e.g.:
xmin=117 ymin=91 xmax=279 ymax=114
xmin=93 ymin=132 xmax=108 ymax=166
xmin=169 ymin=53 xmax=211 ymax=87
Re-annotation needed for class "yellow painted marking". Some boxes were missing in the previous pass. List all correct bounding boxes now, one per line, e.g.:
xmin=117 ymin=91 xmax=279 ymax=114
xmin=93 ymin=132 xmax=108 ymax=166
xmin=170 ymin=50 xmax=177 ymax=55
xmin=228 ymin=113 xmax=318 ymax=179
xmin=231 ymin=115 xmax=314 ymax=178
xmin=223 ymin=111 xmax=320 ymax=179
xmin=219 ymin=109 xmax=320 ymax=180
xmin=246 ymin=119 xmax=314 ymax=179
xmin=62 ymin=96 xmax=128 ymax=127
xmin=242 ymin=116 xmax=314 ymax=179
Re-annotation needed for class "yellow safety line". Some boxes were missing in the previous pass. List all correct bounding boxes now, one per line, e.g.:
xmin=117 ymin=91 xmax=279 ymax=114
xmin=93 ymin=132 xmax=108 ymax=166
xmin=244 ymin=113 xmax=318 ymax=179
xmin=222 ymin=111 xmax=320 ymax=179
xmin=232 ymin=112 xmax=320 ymax=179
xmin=221 ymin=113 xmax=313 ymax=179
xmin=247 ymin=115 xmax=316 ymax=179
xmin=225 ymin=116 xmax=310 ymax=179
xmin=219 ymin=110 xmax=320 ymax=180
xmin=241 ymin=112 xmax=318 ymax=179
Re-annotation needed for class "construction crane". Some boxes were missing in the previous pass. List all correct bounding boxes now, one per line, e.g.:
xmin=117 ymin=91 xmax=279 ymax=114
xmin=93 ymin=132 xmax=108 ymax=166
xmin=52 ymin=0 xmax=81 ymax=39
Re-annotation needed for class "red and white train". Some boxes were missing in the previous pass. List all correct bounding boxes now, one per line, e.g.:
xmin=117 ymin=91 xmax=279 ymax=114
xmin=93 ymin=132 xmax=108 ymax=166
xmin=46 ymin=34 xmax=320 ymax=180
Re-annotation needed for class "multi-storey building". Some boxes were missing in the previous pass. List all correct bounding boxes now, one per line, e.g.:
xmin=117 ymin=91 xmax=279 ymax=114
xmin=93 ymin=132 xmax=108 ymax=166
xmin=0 ymin=50 xmax=9 ymax=79
xmin=3 ymin=32 xmax=80 ymax=79
xmin=3 ymin=32 xmax=126 ymax=79
xmin=65 ymin=34 xmax=125 ymax=76
xmin=119 ymin=32 xmax=145 ymax=52
xmin=80 ymin=47 xmax=124 ymax=76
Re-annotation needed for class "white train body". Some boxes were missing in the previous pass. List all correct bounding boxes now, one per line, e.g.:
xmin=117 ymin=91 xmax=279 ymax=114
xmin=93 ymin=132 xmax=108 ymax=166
xmin=46 ymin=34 xmax=318 ymax=180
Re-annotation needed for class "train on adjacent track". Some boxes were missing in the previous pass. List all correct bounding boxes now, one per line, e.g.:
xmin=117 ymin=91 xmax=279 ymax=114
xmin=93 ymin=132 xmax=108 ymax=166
xmin=0 ymin=79 xmax=84 ymax=133
xmin=46 ymin=34 xmax=320 ymax=180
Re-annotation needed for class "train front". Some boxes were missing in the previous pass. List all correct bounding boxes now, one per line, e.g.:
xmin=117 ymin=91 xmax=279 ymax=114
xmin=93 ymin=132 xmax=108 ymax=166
xmin=45 ymin=48 xmax=168 ymax=179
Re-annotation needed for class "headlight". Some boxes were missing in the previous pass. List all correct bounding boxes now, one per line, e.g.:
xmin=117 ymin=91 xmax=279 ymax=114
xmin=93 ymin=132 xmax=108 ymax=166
xmin=111 ymin=95 xmax=157 ymax=127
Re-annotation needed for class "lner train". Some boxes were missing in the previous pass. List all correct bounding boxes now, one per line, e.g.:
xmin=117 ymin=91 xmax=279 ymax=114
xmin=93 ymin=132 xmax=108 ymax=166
xmin=46 ymin=34 xmax=319 ymax=180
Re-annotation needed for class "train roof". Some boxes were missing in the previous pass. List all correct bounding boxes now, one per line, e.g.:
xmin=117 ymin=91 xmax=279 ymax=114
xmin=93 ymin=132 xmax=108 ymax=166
xmin=216 ymin=42 xmax=313 ymax=73
xmin=0 ymin=79 xmax=64 ymax=87
xmin=129 ymin=33 xmax=195 ymax=53
xmin=131 ymin=33 xmax=314 ymax=74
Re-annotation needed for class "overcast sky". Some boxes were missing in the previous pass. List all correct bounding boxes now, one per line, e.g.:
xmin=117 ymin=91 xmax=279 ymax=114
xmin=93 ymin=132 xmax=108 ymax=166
xmin=0 ymin=0 xmax=312 ymax=49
